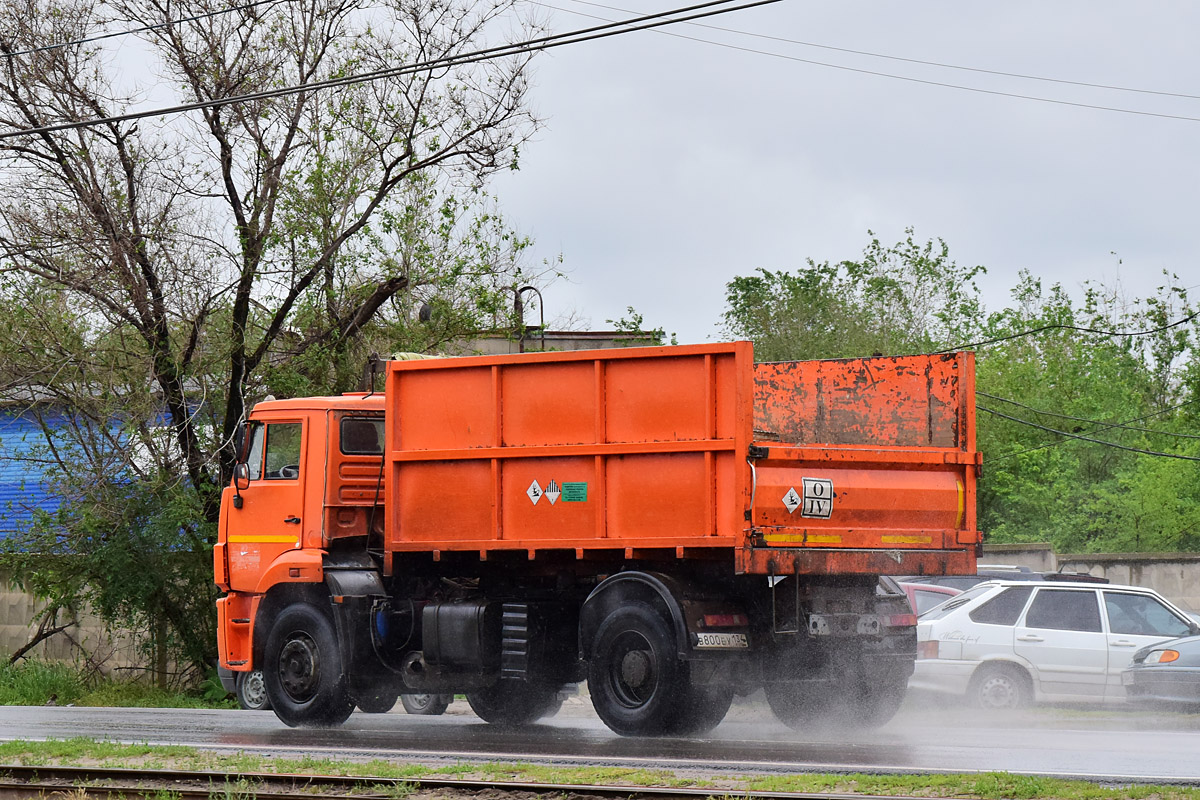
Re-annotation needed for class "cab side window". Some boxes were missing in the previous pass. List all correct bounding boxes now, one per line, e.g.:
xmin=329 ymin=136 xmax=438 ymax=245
xmin=340 ymin=418 xmax=383 ymax=455
xmin=264 ymin=423 xmax=303 ymax=480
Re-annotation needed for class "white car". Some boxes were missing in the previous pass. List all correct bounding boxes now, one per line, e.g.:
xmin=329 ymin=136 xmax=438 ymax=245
xmin=910 ymin=580 xmax=1200 ymax=709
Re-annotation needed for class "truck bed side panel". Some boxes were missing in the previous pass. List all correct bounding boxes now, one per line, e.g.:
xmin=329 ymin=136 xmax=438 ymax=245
xmin=385 ymin=343 xmax=753 ymax=554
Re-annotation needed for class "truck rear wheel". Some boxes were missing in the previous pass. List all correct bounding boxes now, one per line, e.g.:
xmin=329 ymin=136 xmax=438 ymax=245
xmin=588 ymin=602 xmax=689 ymax=736
xmin=264 ymin=602 xmax=355 ymax=728
xmin=763 ymin=681 xmax=832 ymax=729
xmin=466 ymin=681 xmax=562 ymax=725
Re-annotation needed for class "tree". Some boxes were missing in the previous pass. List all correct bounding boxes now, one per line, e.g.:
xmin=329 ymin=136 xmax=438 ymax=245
xmin=720 ymin=229 xmax=985 ymax=360
xmin=721 ymin=236 xmax=1200 ymax=556
xmin=0 ymin=0 xmax=541 ymax=674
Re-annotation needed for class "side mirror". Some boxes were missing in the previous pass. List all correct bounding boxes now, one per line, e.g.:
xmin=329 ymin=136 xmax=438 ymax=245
xmin=235 ymin=462 xmax=251 ymax=491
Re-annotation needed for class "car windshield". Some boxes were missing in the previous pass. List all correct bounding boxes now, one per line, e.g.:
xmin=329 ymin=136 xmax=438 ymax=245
xmin=920 ymin=583 xmax=995 ymax=620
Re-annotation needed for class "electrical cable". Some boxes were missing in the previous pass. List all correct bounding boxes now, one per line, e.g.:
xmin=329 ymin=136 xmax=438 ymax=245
xmin=1 ymin=0 xmax=283 ymax=59
xmin=556 ymin=0 xmax=1200 ymax=102
xmin=0 ymin=0 xmax=780 ymax=141
xmin=978 ymin=404 xmax=1200 ymax=462
xmin=979 ymin=391 xmax=1200 ymax=441
xmin=538 ymin=1 xmax=1200 ymax=124
xmin=938 ymin=308 xmax=1200 ymax=353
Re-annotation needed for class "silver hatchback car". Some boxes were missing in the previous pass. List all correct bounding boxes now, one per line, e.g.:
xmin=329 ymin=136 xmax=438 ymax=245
xmin=910 ymin=580 xmax=1200 ymax=709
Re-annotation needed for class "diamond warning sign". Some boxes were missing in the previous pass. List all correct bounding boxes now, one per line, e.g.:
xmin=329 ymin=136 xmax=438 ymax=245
xmin=546 ymin=479 xmax=561 ymax=505
xmin=782 ymin=487 xmax=801 ymax=514
xmin=527 ymin=480 xmax=543 ymax=505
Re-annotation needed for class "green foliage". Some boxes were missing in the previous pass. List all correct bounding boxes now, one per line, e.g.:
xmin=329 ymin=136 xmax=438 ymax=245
xmin=0 ymin=660 xmax=231 ymax=708
xmin=0 ymin=660 xmax=84 ymax=706
xmin=605 ymin=306 xmax=673 ymax=346
xmin=723 ymin=235 xmax=1200 ymax=555
xmin=720 ymin=228 xmax=985 ymax=360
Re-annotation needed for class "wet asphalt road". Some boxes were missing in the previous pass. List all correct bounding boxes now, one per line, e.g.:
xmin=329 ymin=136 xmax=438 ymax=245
xmin=2 ymin=698 xmax=1199 ymax=783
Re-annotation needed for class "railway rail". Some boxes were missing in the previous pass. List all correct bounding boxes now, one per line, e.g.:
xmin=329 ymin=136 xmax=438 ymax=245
xmin=0 ymin=763 xmax=918 ymax=800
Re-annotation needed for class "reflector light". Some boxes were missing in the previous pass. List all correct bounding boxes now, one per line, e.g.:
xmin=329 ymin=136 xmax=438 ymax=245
xmin=702 ymin=614 xmax=750 ymax=628
xmin=917 ymin=640 xmax=939 ymax=659
xmin=885 ymin=613 xmax=918 ymax=627
xmin=1148 ymin=649 xmax=1180 ymax=664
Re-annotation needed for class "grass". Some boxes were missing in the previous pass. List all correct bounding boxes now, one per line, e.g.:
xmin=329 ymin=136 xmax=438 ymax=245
xmin=0 ymin=659 xmax=235 ymax=708
xmin=0 ymin=739 xmax=1199 ymax=800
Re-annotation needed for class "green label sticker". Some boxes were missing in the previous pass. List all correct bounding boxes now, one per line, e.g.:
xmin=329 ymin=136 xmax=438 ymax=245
xmin=561 ymin=482 xmax=588 ymax=502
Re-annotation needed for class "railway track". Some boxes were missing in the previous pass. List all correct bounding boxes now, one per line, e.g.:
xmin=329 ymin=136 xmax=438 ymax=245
xmin=0 ymin=763 xmax=915 ymax=800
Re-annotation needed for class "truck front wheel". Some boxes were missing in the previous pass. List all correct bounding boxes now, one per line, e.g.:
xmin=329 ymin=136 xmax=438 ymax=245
xmin=263 ymin=603 xmax=355 ymax=727
xmin=588 ymin=602 xmax=688 ymax=736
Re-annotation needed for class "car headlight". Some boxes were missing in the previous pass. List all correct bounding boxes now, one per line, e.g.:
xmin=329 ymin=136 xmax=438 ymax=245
xmin=1145 ymin=649 xmax=1180 ymax=664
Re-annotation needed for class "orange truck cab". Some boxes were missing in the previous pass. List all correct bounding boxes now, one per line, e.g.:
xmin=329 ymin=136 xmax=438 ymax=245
xmin=216 ymin=342 xmax=979 ymax=734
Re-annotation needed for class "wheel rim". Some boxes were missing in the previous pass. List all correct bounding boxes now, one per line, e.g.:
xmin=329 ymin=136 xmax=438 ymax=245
xmin=608 ymin=630 xmax=658 ymax=709
xmin=408 ymin=695 xmax=434 ymax=712
xmin=242 ymin=671 xmax=268 ymax=709
xmin=278 ymin=632 xmax=322 ymax=703
xmin=978 ymin=674 xmax=1019 ymax=709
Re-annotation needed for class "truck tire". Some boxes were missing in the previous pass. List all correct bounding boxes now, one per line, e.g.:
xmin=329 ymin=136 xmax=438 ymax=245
xmin=235 ymin=669 xmax=272 ymax=711
xmin=466 ymin=682 xmax=562 ymax=726
xmin=844 ymin=676 xmax=907 ymax=727
xmin=587 ymin=602 xmax=688 ymax=736
xmin=263 ymin=602 xmax=355 ymax=727
xmin=356 ymin=690 xmax=398 ymax=714
xmin=673 ymin=684 xmax=733 ymax=735
xmin=401 ymin=693 xmax=453 ymax=715
xmin=763 ymin=681 xmax=832 ymax=729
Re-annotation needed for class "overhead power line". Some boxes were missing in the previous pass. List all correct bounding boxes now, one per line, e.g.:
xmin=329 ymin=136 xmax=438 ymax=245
xmin=1 ymin=0 xmax=281 ymax=59
xmin=541 ymin=1 xmax=1200 ymax=124
xmin=978 ymin=404 xmax=1200 ymax=462
xmin=979 ymin=391 xmax=1200 ymax=441
xmin=0 ymin=0 xmax=781 ymax=141
xmin=560 ymin=0 xmax=1200 ymax=103
xmin=938 ymin=309 xmax=1200 ymax=353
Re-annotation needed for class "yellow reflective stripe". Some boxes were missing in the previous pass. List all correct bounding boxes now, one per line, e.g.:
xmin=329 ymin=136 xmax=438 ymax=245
xmin=228 ymin=535 xmax=298 ymax=543
xmin=763 ymin=534 xmax=842 ymax=544
xmin=881 ymin=535 xmax=932 ymax=544
xmin=957 ymin=479 xmax=965 ymax=529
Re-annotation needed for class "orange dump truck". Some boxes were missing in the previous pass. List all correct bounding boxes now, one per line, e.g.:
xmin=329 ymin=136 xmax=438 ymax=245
xmin=215 ymin=342 xmax=979 ymax=734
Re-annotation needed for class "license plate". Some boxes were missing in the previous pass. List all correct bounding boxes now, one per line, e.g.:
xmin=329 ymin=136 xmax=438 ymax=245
xmin=695 ymin=632 xmax=749 ymax=649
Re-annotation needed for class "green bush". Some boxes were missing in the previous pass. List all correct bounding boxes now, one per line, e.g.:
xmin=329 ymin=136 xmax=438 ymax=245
xmin=0 ymin=660 xmax=234 ymax=708
xmin=0 ymin=660 xmax=85 ymax=705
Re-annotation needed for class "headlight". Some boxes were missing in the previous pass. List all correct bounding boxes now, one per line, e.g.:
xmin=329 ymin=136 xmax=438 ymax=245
xmin=1145 ymin=649 xmax=1180 ymax=664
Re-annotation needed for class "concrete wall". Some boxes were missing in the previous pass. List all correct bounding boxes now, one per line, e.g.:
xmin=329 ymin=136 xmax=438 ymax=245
xmin=0 ymin=570 xmax=148 ymax=674
xmin=983 ymin=543 xmax=1200 ymax=614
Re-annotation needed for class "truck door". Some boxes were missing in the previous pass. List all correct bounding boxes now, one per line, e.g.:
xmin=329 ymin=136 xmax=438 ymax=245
xmin=1013 ymin=587 xmax=1107 ymax=700
xmin=226 ymin=419 xmax=307 ymax=593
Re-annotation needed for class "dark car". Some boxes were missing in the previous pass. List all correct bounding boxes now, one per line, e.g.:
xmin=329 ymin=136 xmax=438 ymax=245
xmin=1122 ymin=634 xmax=1200 ymax=710
xmin=900 ymin=564 xmax=1108 ymax=591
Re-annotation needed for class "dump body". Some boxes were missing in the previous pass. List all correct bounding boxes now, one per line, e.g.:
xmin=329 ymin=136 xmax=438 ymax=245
xmin=382 ymin=341 xmax=977 ymax=576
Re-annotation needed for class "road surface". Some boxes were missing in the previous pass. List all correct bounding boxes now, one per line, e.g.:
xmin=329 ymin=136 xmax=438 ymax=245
xmin=2 ymin=698 xmax=1198 ymax=784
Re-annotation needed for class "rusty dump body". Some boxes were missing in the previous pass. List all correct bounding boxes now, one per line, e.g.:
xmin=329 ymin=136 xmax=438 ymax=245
xmin=215 ymin=341 xmax=980 ymax=735
xmin=381 ymin=341 xmax=978 ymax=576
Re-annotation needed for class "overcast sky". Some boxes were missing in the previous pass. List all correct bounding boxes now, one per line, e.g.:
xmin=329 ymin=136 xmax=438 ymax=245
xmin=489 ymin=1 xmax=1200 ymax=343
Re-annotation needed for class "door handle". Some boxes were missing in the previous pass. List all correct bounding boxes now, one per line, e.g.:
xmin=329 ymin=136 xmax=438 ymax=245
xmin=1017 ymin=634 xmax=1044 ymax=642
xmin=284 ymin=516 xmax=301 ymax=524
xmin=1111 ymin=640 xmax=1136 ymax=647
